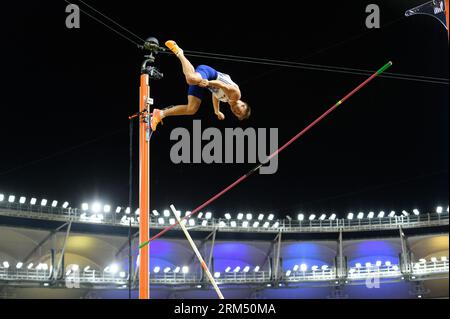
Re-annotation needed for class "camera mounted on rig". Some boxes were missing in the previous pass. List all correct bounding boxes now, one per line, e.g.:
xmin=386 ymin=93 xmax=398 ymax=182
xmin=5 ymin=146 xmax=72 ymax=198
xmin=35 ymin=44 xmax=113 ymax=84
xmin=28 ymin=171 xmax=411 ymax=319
xmin=139 ymin=36 xmax=165 ymax=79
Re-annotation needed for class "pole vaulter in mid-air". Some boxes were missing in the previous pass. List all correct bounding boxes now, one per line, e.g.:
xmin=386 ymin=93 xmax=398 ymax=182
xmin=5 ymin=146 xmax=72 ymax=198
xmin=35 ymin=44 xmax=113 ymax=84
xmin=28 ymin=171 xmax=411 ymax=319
xmin=150 ymin=40 xmax=251 ymax=131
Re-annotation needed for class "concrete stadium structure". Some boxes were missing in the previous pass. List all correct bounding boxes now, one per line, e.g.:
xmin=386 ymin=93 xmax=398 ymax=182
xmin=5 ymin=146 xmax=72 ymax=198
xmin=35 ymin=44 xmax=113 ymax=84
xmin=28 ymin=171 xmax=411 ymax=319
xmin=0 ymin=196 xmax=448 ymax=299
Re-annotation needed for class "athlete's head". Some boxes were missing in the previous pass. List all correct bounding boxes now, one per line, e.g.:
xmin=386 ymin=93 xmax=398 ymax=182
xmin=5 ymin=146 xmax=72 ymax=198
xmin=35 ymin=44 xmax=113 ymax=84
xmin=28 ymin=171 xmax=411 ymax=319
xmin=230 ymin=100 xmax=251 ymax=121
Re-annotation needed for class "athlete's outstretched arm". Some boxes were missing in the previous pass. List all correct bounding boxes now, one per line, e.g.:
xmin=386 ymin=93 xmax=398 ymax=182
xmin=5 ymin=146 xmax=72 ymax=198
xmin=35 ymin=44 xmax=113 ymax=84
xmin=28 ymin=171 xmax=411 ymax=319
xmin=212 ymin=95 xmax=225 ymax=120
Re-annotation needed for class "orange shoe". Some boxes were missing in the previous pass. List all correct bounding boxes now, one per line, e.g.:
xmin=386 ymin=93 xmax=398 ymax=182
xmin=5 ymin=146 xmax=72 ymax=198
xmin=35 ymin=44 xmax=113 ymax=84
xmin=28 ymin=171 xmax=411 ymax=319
xmin=165 ymin=40 xmax=183 ymax=56
xmin=151 ymin=109 xmax=163 ymax=131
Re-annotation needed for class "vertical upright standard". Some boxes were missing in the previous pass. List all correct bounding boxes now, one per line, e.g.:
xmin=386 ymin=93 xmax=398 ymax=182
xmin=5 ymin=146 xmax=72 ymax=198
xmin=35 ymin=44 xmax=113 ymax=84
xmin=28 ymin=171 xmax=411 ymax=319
xmin=137 ymin=37 xmax=164 ymax=299
xmin=139 ymin=72 xmax=150 ymax=299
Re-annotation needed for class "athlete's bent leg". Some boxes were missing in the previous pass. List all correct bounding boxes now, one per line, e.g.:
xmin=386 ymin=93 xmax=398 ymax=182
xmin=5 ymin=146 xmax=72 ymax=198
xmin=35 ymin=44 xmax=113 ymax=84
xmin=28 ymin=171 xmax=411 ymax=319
xmin=151 ymin=96 xmax=202 ymax=131
xmin=166 ymin=40 xmax=202 ymax=85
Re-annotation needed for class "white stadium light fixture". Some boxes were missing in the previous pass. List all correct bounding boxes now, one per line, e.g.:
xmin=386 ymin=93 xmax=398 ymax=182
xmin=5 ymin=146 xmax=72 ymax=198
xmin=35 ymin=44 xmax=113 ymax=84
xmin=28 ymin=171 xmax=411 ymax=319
xmin=368 ymin=212 xmax=374 ymax=219
xmin=71 ymin=264 xmax=79 ymax=272
xmin=298 ymin=214 xmax=304 ymax=221
xmin=319 ymin=214 xmax=326 ymax=221
xmin=151 ymin=209 xmax=158 ymax=216
xmin=84 ymin=266 xmax=91 ymax=272
xmin=30 ymin=198 xmax=37 ymax=205
xmin=205 ymin=212 xmax=212 ymax=220
xmin=253 ymin=221 xmax=259 ymax=228
xmin=393 ymin=265 xmax=399 ymax=271
xmin=19 ymin=197 xmax=26 ymax=204
xmin=402 ymin=210 xmax=409 ymax=216
xmin=231 ymin=221 xmax=237 ymax=227
xmin=246 ymin=213 xmax=253 ymax=221
xmin=109 ymin=264 xmax=118 ymax=274
xmin=0 ymin=194 xmax=4 ymax=202
xmin=174 ymin=267 xmax=180 ymax=273
xmin=225 ymin=267 xmax=231 ymax=273
xmin=125 ymin=207 xmax=131 ymax=214
xmin=293 ymin=265 xmax=299 ymax=272
xmin=258 ymin=214 xmax=264 ymax=221
xmin=441 ymin=256 xmax=448 ymax=262
xmin=329 ymin=214 xmax=336 ymax=221
xmin=378 ymin=211 xmax=385 ymax=218
xmin=242 ymin=221 xmax=249 ymax=228
xmin=254 ymin=266 xmax=260 ymax=272
xmin=197 ymin=212 xmax=203 ymax=219
xmin=16 ymin=262 xmax=23 ymax=269
xmin=436 ymin=206 xmax=443 ymax=214
xmin=3 ymin=261 xmax=10 ymax=269
xmin=27 ymin=263 xmax=33 ymax=270
xmin=357 ymin=212 xmax=364 ymax=219
xmin=201 ymin=220 xmax=208 ymax=227
xmin=169 ymin=218 xmax=176 ymax=225
xmin=92 ymin=202 xmax=101 ymax=213
xmin=272 ymin=222 xmax=280 ymax=229
xmin=214 ymin=272 xmax=221 ymax=278
xmin=164 ymin=267 xmax=171 ymax=273
xmin=300 ymin=264 xmax=307 ymax=272
xmin=385 ymin=261 xmax=392 ymax=267
xmin=116 ymin=207 xmax=122 ymax=214
xmin=233 ymin=266 xmax=241 ymax=273
xmin=119 ymin=272 xmax=126 ymax=278
xmin=158 ymin=218 xmax=165 ymax=225
xmin=309 ymin=214 xmax=316 ymax=221
xmin=389 ymin=211 xmax=396 ymax=218
xmin=153 ymin=266 xmax=160 ymax=273
xmin=355 ymin=263 xmax=362 ymax=268
xmin=219 ymin=221 xmax=227 ymax=228
xmin=347 ymin=213 xmax=354 ymax=220
xmin=237 ymin=213 xmax=244 ymax=220
xmin=413 ymin=209 xmax=420 ymax=216
xmin=82 ymin=203 xmax=89 ymax=211
xmin=419 ymin=258 xmax=426 ymax=263
xmin=62 ymin=202 xmax=69 ymax=209
xmin=163 ymin=210 xmax=170 ymax=217
xmin=365 ymin=262 xmax=372 ymax=268
xmin=286 ymin=270 xmax=292 ymax=277
xmin=321 ymin=265 xmax=329 ymax=270
xmin=243 ymin=266 xmax=250 ymax=273
xmin=431 ymin=257 xmax=437 ymax=263
xmin=189 ymin=219 xmax=196 ymax=227
xmin=375 ymin=261 xmax=382 ymax=267
xmin=41 ymin=199 xmax=47 ymax=206
xmin=51 ymin=200 xmax=58 ymax=208
xmin=268 ymin=214 xmax=274 ymax=221
xmin=182 ymin=266 xmax=189 ymax=274
xmin=8 ymin=195 xmax=15 ymax=203
xmin=104 ymin=205 xmax=111 ymax=213
xmin=263 ymin=222 xmax=270 ymax=228
xmin=225 ymin=213 xmax=231 ymax=220
xmin=311 ymin=265 xmax=319 ymax=271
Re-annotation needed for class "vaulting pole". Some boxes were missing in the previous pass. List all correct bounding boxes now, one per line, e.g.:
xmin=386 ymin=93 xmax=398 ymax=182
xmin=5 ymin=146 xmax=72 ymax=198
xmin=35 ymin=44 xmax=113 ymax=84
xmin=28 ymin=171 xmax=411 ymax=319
xmin=140 ymin=61 xmax=393 ymax=248
xmin=139 ymin=73 xmax=150 ymax=299
xmin=170 ymin=205 xmax=225 ymax=299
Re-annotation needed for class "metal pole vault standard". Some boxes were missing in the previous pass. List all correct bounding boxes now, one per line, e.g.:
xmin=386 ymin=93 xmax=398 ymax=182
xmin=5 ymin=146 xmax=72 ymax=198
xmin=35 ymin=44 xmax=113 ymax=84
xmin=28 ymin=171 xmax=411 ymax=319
xmin=140 ymin=61 xmax=393 ymax=249
xmin=139 ymin=73 xmax=150 ymax=299
xmin=170 ymin=205 xmax=225 ymax=299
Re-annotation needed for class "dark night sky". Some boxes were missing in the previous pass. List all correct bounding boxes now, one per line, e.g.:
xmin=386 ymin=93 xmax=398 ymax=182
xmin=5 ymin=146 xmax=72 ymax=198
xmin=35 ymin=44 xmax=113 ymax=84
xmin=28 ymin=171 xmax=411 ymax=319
xmin=0 ymin=1 xmax=448 ymax=218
